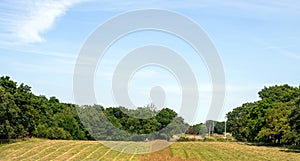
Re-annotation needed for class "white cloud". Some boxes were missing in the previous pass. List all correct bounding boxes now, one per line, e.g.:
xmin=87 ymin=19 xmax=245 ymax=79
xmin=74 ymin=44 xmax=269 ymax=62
xmin=75 ymin=0 xmax=300 ymax=14
xmin=1 ymin=0 xmax=298 ymax=45
xmin=259 ymin=40 xmax=300 ymax=61
xmin=0 ymin=0 xmax=87 ymax=44
xmin=0 ymin=45 xmax=76 ymax=59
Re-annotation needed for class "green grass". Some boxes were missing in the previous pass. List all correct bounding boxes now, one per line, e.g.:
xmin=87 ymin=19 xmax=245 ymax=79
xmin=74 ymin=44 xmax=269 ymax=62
xmin=0 ymin=138 xmax=299 ymax=161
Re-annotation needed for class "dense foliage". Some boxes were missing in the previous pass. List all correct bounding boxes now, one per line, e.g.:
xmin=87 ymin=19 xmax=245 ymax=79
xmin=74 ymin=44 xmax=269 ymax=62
xmin=0 ymin=76 xmax=188 ymax=141
xmin=226 ymin=85 xmax=300 ymax=145
xmin=0 ymin=76 xmax=90 ymax=140
xmin=2 ymin=76 xmax=299 ymax=144
xmin=185 ymin=120 xmax=228 ymax=136
xmin=78 ymin=105 xmax=188 ymax=141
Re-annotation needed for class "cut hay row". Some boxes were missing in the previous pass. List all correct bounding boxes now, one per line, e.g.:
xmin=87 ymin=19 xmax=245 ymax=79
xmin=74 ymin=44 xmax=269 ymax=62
xmin=82 ymin=144 xmax=106 ymax=160
xmin=129 ymin=148 xmax=137 ymax=161
xmin=24 ymin=141 xmax=66 ymax=160
xmin=36 ymin=141 xmax=78 ymax=161
xmin=17 ymin=140 xmax=54 ymax=160
xmin=97 ymin=142 xmax=122 ymax=160
xmin=0 ymin=139 xmax=299 ymax=161
xmin=0 ymin=139 xmax=48 ymax=160
xmin=52 ymin=141 xmax=88 ymax=160
xmin=112 ymin=144 xmax=130 ymax=161
xmin=66 ymin=143 xmax=94 ymax=160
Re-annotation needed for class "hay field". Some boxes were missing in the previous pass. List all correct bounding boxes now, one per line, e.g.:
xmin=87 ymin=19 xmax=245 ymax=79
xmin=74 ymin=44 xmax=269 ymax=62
xmin=0 ymin=139 xmax=299 ymax=161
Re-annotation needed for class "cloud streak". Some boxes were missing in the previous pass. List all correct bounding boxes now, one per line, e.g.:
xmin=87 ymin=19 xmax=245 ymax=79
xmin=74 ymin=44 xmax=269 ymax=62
xmin=0 ymin=0 xmax=86 ymax=44
xmin=76 ymin=0 xmax=300 ymax=14
xmin=1 ymin=0 xmax=299 ymax=45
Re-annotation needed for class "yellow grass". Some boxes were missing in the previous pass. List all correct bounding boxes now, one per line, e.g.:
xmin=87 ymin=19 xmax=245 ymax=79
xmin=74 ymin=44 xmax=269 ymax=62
xmin=0 ymin=139 xmax=299 ymax=161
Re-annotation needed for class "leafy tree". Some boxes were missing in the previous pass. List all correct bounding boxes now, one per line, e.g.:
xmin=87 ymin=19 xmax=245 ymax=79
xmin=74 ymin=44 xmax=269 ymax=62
xmin=213 ymin=121 xmax=226 ymax=134
xmin=199 ymin=124 xmax=208 ymax=137
xmin=0 ymin=76 xmax=190 ymax=141
xmin=226 ymin=103 xmax=251 ymax=141
xmin=258 ymin=84 xmax=300 ymax=102
xmin=0 ymin=76 xmax=90 ymax=140
xmin=227 ymin=85 xmax=300 ymax=145
xmin=285 ymin=98 xmax=300 ymax=145
xmin=256 ymin=102 xmax=294 ymax=144
xmin=0 ymin=86 xmax=20 ymax=139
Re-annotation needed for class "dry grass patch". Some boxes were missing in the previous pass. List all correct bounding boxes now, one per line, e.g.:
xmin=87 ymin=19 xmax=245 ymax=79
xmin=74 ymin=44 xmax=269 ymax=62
xmin=0 ymin=139 xmax=299 ymax=161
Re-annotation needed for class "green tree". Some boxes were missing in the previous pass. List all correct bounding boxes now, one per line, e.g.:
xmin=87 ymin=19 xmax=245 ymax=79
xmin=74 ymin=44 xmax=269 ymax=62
xmin=227 ymin=85 xmax=300 ymax=145
xmin=0 ymin=86 xmax=20 ymax=139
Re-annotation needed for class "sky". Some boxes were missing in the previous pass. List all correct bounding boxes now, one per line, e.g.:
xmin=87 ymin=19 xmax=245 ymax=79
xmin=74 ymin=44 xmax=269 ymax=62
xmin=0 ymin=0 xmax=299 ymax=124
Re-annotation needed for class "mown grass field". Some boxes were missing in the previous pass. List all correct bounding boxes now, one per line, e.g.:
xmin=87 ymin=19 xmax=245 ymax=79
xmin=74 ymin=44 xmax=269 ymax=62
xmin=0 ymin=138 xmax=299 ymax=161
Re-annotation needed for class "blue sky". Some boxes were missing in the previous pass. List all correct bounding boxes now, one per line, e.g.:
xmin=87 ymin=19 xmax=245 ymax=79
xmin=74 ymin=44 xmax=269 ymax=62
xmin=0 ymin=0 xmax=299 ymax=124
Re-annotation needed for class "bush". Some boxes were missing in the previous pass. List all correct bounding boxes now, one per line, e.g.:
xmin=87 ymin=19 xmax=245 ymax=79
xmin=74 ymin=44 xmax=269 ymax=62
xmin=47 ymin=127 xmax=72 ymax=140
xmin=177 ymin=137 xmax=200 ymax=142
xmin=203 ymin=137 xmax=216 ymax=142
xmin=177 ymin=137 xmax=189 ymax=142
xmin=216 ymin=137 xmax=226 ymax=142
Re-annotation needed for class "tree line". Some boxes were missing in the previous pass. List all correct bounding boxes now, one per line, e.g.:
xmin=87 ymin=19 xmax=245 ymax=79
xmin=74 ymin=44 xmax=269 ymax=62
xmin=0 ymin=76 xmax=90 ymax=140
xmin=2 ymin=75 xmax=299 ymax=144
xmin=79 ymin=104 xmax=188 ymax=141
xmin=0 ymin=76 xmax=188 ymax=141
xmin=226 ymin=84 xmax=300 ymax=145
xmin=185 ymin=120 xmax=228 ymax=136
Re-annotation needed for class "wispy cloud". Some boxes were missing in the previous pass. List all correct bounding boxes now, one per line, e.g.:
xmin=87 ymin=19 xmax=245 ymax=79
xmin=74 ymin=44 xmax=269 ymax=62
xmin=219 ymin=0 xmax=300 ymax=13
xmin=0 ymin=0 xmax=87 ymax=44
xmin=1 ymin=0 xmax=299 ymax=45
xmin=259 ymin=40 xmax=300 ymax=61
xmin=75 ymin=0 xmax=300 ymax=14
xmin=0 ymin=46 xmax=76 ymax=59
xmin=280 ymin=51 xmax=300 ymax=60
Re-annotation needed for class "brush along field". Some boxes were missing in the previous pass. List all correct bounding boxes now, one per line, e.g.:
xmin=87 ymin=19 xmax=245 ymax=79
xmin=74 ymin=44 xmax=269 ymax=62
xmin=0 ymin=139 xmax=299 ymax=161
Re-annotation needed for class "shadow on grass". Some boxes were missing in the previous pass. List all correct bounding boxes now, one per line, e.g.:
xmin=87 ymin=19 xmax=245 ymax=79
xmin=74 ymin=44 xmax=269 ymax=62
xmin=244 ymin=142 xmax=300 ymax=154
xmin=279 ymin=149 xmax=300 ymax=153
xmin=0 ymin=138 xmax=25 ymax=145
xmin=245 ymin=142 xmax=282 ymax=147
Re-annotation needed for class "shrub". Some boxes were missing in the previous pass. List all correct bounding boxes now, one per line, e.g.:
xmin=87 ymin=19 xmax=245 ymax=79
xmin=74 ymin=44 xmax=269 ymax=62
xmin=47 ymin=127 xmax=72 ymax=140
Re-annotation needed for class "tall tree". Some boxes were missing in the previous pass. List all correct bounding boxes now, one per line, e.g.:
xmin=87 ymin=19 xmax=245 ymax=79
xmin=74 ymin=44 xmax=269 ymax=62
xmin=227 ymin=85 xmax=300 ymax=145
